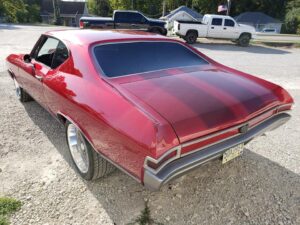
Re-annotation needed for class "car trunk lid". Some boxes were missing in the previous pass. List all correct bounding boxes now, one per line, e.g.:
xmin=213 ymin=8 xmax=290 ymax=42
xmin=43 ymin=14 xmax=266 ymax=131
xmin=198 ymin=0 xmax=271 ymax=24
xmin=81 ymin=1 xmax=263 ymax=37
xmin=114 ymin=66 xmax=283 ymax=143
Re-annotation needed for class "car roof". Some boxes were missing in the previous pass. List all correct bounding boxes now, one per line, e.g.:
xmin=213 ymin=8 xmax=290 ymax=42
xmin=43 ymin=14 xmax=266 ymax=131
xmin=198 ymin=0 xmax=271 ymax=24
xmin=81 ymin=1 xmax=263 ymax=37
xmin=114 ymin=10 xmax=140 ymax=13
xmin=45 ymin=29 xmax=169 ymax=46
xmin=204 ymin=14 xmax=233 ymax=19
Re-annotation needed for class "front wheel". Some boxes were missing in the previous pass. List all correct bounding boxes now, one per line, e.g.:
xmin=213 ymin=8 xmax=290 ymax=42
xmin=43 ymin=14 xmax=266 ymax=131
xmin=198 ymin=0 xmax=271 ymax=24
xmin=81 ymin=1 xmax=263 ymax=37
xmin=184 ymin=31 xmax=198 ymax=44
xmin=66 ymin=122 xmax=115 ymax=180
xmin=238 ymin=34 xmax=250 ymax=47
xmin=13 ymin=78 xmax=32 ymax=102
xmin=149 ymin=27 xmax=166 ymax=35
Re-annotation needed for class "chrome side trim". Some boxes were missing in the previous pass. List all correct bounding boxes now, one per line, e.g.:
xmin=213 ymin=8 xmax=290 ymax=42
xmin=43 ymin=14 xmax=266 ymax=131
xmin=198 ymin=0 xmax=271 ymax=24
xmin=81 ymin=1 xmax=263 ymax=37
xmin=144 ymin=113 xmax=291 ymax=191
xmin=56 ymin=112 xmax=141 ymax=183
xmin=144 ymin=146 xmax=181 ymax=175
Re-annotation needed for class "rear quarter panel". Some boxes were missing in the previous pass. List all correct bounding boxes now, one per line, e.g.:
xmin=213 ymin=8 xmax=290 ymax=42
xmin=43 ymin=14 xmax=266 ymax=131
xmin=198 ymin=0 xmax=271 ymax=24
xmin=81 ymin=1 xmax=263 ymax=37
xmin=44 ymin=43 xmax=178 ymax=180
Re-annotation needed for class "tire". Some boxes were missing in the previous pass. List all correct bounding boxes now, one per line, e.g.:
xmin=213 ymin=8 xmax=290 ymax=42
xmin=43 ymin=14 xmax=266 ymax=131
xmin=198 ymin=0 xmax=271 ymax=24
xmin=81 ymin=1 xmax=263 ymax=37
xmin=184 ymin=30 xmax=198 ymax=44
xmin=13 ymin=78 xmax=32 ymax=102
xmin=149 ymin=27 xmax=163 ymax=35
xmin=238 ymin=34 xmax=250 ymax=47
xmin=66 ymin=122 xmax=115 ymax=180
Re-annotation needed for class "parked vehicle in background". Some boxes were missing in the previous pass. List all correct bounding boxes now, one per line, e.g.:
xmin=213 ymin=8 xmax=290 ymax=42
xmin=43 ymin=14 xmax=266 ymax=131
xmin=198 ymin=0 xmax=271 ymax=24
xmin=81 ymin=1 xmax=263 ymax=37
xmin=174 ymin=14 xmax=256 ymax=46
xmin=80 ymin=10 xmax=167 ymax=35
xmin=261 ymin=28 xmax=278 ymax=33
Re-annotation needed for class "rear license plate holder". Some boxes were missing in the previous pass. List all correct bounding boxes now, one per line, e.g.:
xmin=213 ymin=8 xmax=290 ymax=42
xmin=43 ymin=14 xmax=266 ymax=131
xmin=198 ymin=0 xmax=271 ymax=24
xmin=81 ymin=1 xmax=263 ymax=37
xmin=222 ymin=144 xmax=244 ymax=164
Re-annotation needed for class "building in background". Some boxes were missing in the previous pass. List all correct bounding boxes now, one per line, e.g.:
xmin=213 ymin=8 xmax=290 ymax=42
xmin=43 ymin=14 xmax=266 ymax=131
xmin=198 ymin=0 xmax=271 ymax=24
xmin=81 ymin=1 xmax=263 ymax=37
xmin=40 ymin=0 xmax=89 ymax=26
xmin=160 ymin=6 xmax=203 ymax=30
xmin=235 ymin=12 xmax=282 ymax=33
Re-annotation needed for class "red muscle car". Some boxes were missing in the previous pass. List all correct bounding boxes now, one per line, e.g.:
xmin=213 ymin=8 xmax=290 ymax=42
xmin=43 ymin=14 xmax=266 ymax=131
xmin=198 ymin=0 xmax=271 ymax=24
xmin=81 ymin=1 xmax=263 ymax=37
xmin=6 ymin=30 xmax=293 ymax=190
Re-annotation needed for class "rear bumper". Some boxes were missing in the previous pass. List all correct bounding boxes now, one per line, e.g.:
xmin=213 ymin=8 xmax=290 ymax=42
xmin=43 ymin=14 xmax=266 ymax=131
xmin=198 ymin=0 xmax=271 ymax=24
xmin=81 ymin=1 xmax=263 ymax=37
xmin=143 ymin=112 xmax=291 ymax=191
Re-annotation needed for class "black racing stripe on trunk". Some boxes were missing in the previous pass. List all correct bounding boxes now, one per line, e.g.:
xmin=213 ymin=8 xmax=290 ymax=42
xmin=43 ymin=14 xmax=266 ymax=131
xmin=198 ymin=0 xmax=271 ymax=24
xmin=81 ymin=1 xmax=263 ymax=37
xmin=192 ymin=71 xmax=270 ymax=114
xmin=149 ymin=76 xmax=236 ymax=128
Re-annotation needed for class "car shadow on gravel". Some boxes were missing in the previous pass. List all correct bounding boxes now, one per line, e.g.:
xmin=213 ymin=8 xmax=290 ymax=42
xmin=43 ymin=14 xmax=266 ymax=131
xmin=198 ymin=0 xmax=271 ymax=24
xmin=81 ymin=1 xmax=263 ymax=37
xmin=192 ymin=42 xmax=291 ymax=55
xmin=23 ymin=101 xmax=300 ymax=225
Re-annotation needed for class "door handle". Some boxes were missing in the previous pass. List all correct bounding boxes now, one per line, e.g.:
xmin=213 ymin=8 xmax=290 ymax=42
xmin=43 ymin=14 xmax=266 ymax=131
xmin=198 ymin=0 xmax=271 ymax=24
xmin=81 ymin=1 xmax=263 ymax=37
xmin=223 ymin=27 xmax=227 ymax=30
xmin=35 ymin=75 xmax=43 ymax=81
xmin=211 ymin=27 xmax=214 ymax=29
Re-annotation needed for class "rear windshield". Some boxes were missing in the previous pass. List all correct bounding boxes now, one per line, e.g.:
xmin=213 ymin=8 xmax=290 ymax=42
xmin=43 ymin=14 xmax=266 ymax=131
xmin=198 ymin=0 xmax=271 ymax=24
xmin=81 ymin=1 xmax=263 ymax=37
xmin=93 ymin=41 xmax=208 ymax=77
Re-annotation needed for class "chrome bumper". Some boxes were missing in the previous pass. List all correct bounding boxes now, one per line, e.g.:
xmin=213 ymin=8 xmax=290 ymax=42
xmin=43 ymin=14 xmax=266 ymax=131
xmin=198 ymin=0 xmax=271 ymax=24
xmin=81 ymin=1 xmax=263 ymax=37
xmin=143 ymin=113 xmax=291 ymax=191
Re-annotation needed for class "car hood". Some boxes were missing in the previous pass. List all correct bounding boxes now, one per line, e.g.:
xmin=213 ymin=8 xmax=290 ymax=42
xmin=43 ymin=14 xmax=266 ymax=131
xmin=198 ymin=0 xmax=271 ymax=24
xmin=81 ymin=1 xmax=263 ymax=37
xmin=238 ymin=24 xmax=256 ymax=32
xmin=116 ymin=66 xmax=289 ymax=143
xmin=148 ymin=18 xmax=166 ymax=24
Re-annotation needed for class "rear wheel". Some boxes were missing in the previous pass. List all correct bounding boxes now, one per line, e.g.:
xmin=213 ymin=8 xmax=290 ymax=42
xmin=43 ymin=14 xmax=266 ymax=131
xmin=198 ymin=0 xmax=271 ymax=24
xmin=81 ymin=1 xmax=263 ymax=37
xmin=13 ymin=78 xmax=32 ymax=102
xmin=184 ymin=30 xmax=198 ymax=44
xmin=66 ymin=122 xmax=115 ymax=180
xmin=238 ymin=34 xmax=250 ymax=47
xmin=149 ymin=27 xmax=164 ymax=35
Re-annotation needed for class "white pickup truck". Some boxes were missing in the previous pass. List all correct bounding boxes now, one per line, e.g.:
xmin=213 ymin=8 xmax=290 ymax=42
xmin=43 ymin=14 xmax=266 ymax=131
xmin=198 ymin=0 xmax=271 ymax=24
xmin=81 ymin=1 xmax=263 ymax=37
xmin=174 ymin=14 xmax=256 ymax=46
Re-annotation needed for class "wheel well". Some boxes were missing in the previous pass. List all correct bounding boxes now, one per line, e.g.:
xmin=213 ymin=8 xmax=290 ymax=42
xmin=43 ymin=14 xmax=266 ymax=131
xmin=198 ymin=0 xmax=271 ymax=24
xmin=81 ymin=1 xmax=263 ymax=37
xmin=239 ymin=32 xmax=251 ymax=39
xmin=149 ymin=26 xmax=166 ymax=35
xmin=7 ymin=69 xmax=15 ymax=79
xmin=186 ymin=29 xmax=198 ymax=36
xmin=57 ymin=113 xmax=67 ymax=125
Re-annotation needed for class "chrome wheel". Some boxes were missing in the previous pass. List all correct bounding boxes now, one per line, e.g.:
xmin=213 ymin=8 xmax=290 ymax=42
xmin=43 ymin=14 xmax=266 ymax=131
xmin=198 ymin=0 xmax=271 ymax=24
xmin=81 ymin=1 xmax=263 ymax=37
xmin=67 ymin=124 xmax=89 ymax=173
xmin=13 ymin=78 xmax=21 ymax=98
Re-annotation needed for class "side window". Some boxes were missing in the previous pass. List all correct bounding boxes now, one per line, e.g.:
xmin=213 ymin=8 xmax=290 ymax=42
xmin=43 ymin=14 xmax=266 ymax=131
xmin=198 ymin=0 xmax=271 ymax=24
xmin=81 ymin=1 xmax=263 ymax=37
xmin=211 ymin=18 xmax=223 ymax=26
xmin=224 ymin=19 xmax=235 ymax=27
xmin=36 ymin=37 xmax=59 ymax=67
xmin=115 ymin=12 xmax=130 ymax=22
xmin=52 ymin=41 xmax=69 ymax=69
xmin=129 ymin=13 xmax=143 ymax=23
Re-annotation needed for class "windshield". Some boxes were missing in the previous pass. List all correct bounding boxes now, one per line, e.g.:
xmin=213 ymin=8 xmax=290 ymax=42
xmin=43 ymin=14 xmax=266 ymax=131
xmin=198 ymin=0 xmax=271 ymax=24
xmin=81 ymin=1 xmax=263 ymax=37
xmin=93 ymin=41 xmax=208 ymax=77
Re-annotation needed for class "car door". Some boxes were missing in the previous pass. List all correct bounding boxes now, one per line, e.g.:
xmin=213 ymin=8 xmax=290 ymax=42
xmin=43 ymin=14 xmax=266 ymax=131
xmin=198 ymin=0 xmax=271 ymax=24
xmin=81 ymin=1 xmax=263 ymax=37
xmin=207 ymin=17 xmax=223 ymax=38
xmin=223 ymin=19 xmax=239 ymax=39
xmin=114 ymin=12 xmax=132 ymax=29
xmin=128 ymin=12 xmax=148 ymax=30
xmin=30 ymin=36 xmax=61 ymax=107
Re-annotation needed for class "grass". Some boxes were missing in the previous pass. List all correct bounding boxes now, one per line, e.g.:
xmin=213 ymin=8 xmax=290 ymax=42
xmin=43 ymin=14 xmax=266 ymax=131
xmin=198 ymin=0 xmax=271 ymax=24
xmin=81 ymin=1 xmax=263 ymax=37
xmin=127 ymin=201 xmax=164 ymax=225
xmin=0 ymin=197 xmax=22 ymax=225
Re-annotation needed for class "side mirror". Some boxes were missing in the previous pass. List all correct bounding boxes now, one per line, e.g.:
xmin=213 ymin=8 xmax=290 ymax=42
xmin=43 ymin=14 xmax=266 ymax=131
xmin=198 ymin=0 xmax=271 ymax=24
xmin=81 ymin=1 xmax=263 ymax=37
xmin=23 ymin=54 xmax=31 ymax=63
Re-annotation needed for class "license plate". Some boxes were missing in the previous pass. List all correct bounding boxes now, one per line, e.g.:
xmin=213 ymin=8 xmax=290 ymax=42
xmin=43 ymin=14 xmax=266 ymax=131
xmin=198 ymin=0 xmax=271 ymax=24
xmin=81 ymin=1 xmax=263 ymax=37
xmin=222 ymin=144 xmax=244 ymax=164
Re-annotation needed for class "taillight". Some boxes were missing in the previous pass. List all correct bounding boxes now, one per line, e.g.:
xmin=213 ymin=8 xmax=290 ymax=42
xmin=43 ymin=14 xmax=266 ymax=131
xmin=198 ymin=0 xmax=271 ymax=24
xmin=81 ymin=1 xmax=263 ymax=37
xmin=79 ymin=21 xmax=84 ymax=29
xmin=144 ymin=146 xmax=180 ymax=172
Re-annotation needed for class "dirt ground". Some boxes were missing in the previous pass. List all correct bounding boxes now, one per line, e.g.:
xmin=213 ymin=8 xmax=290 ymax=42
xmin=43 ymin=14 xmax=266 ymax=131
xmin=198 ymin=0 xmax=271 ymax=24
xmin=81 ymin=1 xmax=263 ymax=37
xmin=0 ymin=25 xmax=299 ymax=225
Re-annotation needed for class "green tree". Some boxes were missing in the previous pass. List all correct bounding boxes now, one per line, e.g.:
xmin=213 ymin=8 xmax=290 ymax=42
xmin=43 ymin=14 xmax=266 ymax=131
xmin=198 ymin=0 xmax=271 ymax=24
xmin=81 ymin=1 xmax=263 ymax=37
xmin=0 ymin=0 xmax=40 ymax=23
xmin=285 ymin=0 xmax=300 ymax=33
xmin=0 ymin=0 xmax=27 ymax=23
xmin=88 ymin=0 xmax=111 ymax=16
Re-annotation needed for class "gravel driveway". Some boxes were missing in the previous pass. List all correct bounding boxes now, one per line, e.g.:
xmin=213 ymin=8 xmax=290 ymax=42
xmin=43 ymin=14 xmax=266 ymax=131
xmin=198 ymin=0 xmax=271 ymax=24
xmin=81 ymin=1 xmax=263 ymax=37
xmin=0 ymin=25 xmax=299 ymax=225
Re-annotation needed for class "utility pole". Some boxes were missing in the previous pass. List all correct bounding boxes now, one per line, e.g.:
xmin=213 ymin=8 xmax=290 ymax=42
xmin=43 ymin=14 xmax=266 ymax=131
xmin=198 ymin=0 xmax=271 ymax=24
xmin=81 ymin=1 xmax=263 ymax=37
xmin=131 ymin=0 xmax=134 ymax=10
xmin=52 ymin=0 xmax=61 ymax=25
xmin=162 ymin=0 xmax=166 ymax=17
xmin=227 ymin=0 xmax=231 ymax=16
